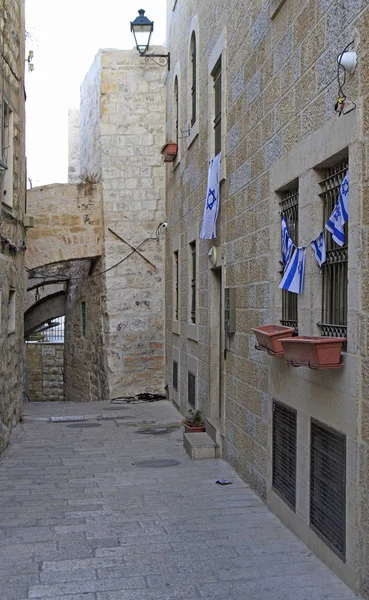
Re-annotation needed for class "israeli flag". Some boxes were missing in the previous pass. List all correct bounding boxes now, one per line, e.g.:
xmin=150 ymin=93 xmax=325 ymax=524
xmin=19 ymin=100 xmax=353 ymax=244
xmin=279 ymin=247 xmax=306 ymax=295
xmin=325 ymin=201 xmax=345 ymax=246
xmin=310 ymin=231 xmax=326 ymax=267
xmin=338 ymin=172 xmax=349 ymax=224
xmin=281 ymin=214 xmax=294 ymax=268
xmin=200 ymin=152 xmax=222 ymax=239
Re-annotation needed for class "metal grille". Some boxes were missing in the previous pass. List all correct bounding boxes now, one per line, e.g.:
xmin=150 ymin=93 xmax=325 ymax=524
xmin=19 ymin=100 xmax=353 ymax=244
xmin=174 ymin=250 xmax=179 ymax=320
xmin=319 ymin=161 xmax=348 ymax=338
xmin=81 ymin=302 xmax=86 ymax=337
xmin=213 ymin=59 xmax=222 ymax=156
xmin=272 ymin=401 xmax=297 ymax=510
xmin=173 ymin=360 xmax=178 ymax=391
xmin=191 ymin=34 xmax=196 ymax=126
xmin=44 ymin=316 xmax=65 ymax=342
xmin=188 ymin=371 xmax=195 ymax=408
xmin=174 ymin=76 xmax=179 ymax=143
xmin=279 ymin=188 xmax=299 ymax=330
xmin=190 ymin=241 xmax=196 ymax=323
xmin=310 ymin=420 xmax=346 ymax=560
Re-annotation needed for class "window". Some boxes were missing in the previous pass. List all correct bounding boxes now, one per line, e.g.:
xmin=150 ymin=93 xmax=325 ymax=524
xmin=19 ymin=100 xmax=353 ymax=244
xmin=81 ymin=301 xmax=86 ymax=337
xmin=272 ymin=401 xmax=297 ymax=510
xmin=174 ymin=76 xmax=179 ymax=144
xmin=188 ymin=371 xmax=195 ymax=408
xmin=189 ymin=241 xmax=196 ymax=323
xmin=8 ymin=288 xmax=15 ymax=334
xmin=279 ymin=187 xmax=299 ymax=330
xmin=212 ymin=58 xmax=222 ymax=156
xmin=3 ymin=102 xmax=14 ymax=207
xmin=173 ymin=360 xmax=178 ymax=391
xmin=310 ymin=420 xmax=346 ymax=560
xmin=319 ymin=161 xmax=348 ymax=338
xmin=174 ymin=250 xmax=179 ymax=320
xmin=190 ymin=32 xmax=197 ymax=127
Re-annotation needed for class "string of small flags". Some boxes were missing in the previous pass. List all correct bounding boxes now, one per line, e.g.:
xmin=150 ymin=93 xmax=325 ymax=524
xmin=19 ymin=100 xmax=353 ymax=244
xmin=280 ymin=172 xmax=349 ymax=295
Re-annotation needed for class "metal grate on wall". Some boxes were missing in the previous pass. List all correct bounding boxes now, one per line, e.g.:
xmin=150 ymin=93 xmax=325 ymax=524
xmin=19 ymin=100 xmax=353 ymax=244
xmin=319 ymin=161 xmax=348 ymax=338
xmin=310 ymin=420 xmax=346 ymax=560
xmin=188 ymin=371 xmax=196 ymax=408
xmin=272 ymin=401 xmax=297 ymax=511
xmin=173 ymin=360 xmax=178 ymax=392
xmin=279 ymin=188 xmax=299 ymax=331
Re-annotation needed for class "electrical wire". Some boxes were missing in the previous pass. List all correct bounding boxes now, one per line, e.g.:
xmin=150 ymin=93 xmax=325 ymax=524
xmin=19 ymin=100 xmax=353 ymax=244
xmin=335 ymin=40 xmax=356 ymax=116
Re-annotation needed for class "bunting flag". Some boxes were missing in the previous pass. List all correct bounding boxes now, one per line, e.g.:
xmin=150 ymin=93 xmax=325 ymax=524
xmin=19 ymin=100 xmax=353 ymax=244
xmin=325 ymin=201 xmax=345 ymax=246
xmin=338 ymin=172 xmax=349 ymax=224
xmin=310 ymin=231 xmax=326 ymax=267
xmin=200 ymin=152 xmax=222 ymax=240
xmin=279 ymin=247 xmax=306 ymax=295
xmin=281 ymin=214 xmax=294 ymax=268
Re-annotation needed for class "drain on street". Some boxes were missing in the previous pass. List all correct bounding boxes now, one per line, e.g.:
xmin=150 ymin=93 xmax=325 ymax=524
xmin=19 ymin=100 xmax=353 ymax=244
xmin=135 ymin=459 xmax=180 ymax=468
xmin=67 ymin=423 xmax=102 ymax=429
xmin=135 ymin=427 xmax=176 ymax=435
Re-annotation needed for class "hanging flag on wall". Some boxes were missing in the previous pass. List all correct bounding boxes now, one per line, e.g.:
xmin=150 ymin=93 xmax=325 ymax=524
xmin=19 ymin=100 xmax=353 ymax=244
xmin=281 ymin=214 xmax=294 ymax=268
xmin=325 ymin=202 xmax=345 ymax=246
xmin=279 ymin=247 xmax=306 ymax=295
xmin=310 ymin=231 xmax=326 ymax=267
xmin=338 ymin=172 xmax=349 ymax=223
xmin=200 ymin=153 xmax=222 ymax=240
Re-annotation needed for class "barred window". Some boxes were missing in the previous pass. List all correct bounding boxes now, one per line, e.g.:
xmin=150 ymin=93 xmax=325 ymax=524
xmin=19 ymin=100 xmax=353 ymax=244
xmin=173 ymin=360 xmax=178 ymax=391
xmin=190 ymin=241 xmax=196 ymax=324
xmin=279 ymin=188 xmax=299 ymax=331
xmin=190 ymin=32 xmax=197 ymax=127
xmin=272 ymin=401 xmax=297 ymax=510
xmin=213 ymin=58 xmax=222 ymax=156
xmin=188 ymin=371 xmax=195 ymax=408
xmin=319 ymin=161 xmax=348 ymax=338
xmin=174 ymin=250 xmax=179 ymax=320
xmin=174 ymin=76 xmax=179 ymax=144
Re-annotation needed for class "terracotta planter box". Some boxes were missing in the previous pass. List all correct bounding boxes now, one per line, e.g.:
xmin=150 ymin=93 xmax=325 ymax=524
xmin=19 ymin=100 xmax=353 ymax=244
xmin=280 ymin=336 xmax=346 ymax=369
xmin=251 ymin=325 xmax=295 ymax=356
xmin=161 ymin=142 xmax=178 ymax=162
xmin=183 ymin=423 xmax=206 ymax=433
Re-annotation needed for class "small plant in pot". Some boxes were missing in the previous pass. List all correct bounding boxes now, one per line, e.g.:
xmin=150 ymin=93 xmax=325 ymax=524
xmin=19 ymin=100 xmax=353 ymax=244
xmin=183 ymin=409 xmax=206 ymax=433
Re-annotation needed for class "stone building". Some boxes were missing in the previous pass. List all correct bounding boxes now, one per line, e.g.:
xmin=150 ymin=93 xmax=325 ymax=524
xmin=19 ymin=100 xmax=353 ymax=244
xmin=0 ymin=0 xmax=26 ymax=452
xmin=164 ymin=0 xmax=369 ymax=596
xmin=25 ymin=48 xmax=167 ymax=401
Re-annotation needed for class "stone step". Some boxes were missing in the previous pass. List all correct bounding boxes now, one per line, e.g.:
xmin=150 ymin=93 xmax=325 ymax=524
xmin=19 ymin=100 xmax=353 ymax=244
xmin=183 ymin=432 xmax=218 ymax=460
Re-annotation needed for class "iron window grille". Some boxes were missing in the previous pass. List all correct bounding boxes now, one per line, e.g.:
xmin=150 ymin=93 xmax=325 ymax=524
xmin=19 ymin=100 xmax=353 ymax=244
xmin=213 ymin=58 xmax=222 ymax=156
xmin=310 ymin=420 xmax=346 ymax=560
xmin=174 ymin=76 xmax=179 ymax=143
xmin=190 ymin=34 xmax=197 ymax=127
xmin=173 ymin=360 xmax=178 ymax=391
xmin=279 ymin=188 xmax=299 ymax=331
xmin=174 ymin=250 xmax=179 ymax=320
xmin=319 ymin=161 xmax=348 ymax=338
xmin=81 ymin=301 xmax=86 ymax=337
xmin=190 ymin=241 xmax=196 ymax=324
xmin=188 ymin=371 xmax=195 ymax=408
xmin=272 ymin=401 xmax=297 ymax=510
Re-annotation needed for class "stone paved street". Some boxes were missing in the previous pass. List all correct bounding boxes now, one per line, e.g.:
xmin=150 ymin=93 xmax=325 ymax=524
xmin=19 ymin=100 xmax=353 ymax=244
xmin=0 ymin=400 xmax=358 ymax=600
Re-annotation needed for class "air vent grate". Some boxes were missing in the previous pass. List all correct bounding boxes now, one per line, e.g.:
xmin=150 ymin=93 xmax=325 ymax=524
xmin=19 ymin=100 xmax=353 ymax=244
xmin=310 ymin=420 xmax=346 ymax=560
xmin=173 ymin=360 xmax=178 ymax=391
xmin=188 ymin=371 xmax=195 ymax=408
xmin=272 ymin=401 xmax=297 ymax=510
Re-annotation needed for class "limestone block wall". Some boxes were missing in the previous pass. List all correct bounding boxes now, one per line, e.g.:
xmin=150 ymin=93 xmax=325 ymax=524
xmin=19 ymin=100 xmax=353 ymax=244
xmin=68 ymin=109 xmax=81 ymax=183
xmin=80 ymin=52 xmax=102 ymax=180
xmin=25 ymin=343 xmax=64 ymax=402
xmin=26 ymin=182 xmax=103 ymax=269
xmin=165 ymin=0 xmax=369 ymax=595
xmin=0 ymin=0 xmax=26 ymax=454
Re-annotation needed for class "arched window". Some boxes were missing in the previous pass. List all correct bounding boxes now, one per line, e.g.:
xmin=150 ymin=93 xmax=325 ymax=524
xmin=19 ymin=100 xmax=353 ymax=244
xmin=190 ymin=32 xmax=197 ymax=127
xmin=174 ymin=76 xmax=179 ymax=143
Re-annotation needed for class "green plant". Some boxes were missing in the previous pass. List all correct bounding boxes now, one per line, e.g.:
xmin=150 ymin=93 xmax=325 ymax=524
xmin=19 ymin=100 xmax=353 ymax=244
xmin=184 ymin=409 xmax=205 ymax=426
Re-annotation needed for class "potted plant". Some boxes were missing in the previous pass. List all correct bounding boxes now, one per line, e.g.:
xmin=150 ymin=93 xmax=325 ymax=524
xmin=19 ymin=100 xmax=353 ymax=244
xmin=279 ymin=336 xmax=346 ymax=369
xmin=161 ymin=141 xmax=178 ymax=162
xmin=183 ymin=409 xmax=206 ymax=433
xmin=251 ymin=324 xmax=295 ymax=356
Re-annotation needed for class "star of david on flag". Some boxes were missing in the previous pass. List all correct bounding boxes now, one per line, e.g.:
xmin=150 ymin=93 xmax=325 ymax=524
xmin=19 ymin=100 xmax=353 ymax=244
xmin=279 ymin=247 xmax=306 ymax=295
xmin=310 ymin=231 xmax=326 ymax=267
xmin=325 ymin=171 xmax=349 ymax=247
xmin=281 ymin=214 xmax=294 ymax=269
xmin=200 ymin=152 xmax=222 ymax=240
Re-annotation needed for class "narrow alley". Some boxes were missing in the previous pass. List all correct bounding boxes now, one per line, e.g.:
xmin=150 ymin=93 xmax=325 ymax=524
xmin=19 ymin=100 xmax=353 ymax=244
xmin=0 ymin=400 xmax=357 ymax=600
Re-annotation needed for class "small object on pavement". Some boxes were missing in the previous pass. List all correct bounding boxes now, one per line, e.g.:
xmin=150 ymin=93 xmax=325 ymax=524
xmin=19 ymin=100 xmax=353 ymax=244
xmin=216 ymin=479 xmax=233 ymax=485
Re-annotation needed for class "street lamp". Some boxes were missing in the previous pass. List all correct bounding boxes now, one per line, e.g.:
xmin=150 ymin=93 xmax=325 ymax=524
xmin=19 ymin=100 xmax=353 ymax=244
xmin=130 ymin=9 xmax=170 ymax=71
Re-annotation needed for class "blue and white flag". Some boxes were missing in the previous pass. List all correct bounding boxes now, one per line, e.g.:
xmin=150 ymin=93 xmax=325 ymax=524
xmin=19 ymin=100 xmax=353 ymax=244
xmin=200 ymin=152 xmax=222 ymax=239
xmin=325 ymin=201 xmax=345 ymax=246
xmin=279 ymin=247 xmax=306 ymax=295
xmin=281 ymin=214 xmax=294 ymax=268
xmin=310 ymin=231 xmax=326 ymax=267
xmin=338 ymin=172 xmax=349 ymax=224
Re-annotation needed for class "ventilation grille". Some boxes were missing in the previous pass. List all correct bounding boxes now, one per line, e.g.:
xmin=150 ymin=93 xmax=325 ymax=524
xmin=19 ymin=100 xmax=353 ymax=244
xmin=272 ymin=401 xmax=297 ymax=510
xmin=188 ymin=371 xmax=195 ymax=408
xmin=173 ymin=360 xmax=178 ymax=392
xmin=310 ymin=420 xmax=346 ymax=560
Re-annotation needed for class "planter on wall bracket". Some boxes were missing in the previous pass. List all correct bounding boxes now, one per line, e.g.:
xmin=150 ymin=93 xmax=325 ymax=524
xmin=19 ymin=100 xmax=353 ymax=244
xmin=251 ymin=325 xmax=296 ymax=356
xmin=161 ymin=142 xmax=178 ymax=162
xmin=279 ymin=336 xmax=346 ymax=370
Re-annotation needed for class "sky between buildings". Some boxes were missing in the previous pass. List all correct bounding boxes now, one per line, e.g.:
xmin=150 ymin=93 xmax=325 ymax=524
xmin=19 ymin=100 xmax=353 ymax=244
xmin=25 ymin=0 xmax=167 ymax=187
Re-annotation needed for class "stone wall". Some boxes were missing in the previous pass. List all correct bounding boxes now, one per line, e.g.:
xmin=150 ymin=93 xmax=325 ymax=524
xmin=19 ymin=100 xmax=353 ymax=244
xmin=68 ymin=109 xmax=81 ymax=183
xmin=165 ymin=0 xmax=369 ymax=595
xmin=25 ymin=343 xmax=64 ymax=402
xmin=0 ymin=0 xmax=26 ymax=453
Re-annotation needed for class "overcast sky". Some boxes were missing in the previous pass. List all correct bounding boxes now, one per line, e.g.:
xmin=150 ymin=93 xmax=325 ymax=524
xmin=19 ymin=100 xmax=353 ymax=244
xmin=25 ymin=0 xmax=167 ymax=187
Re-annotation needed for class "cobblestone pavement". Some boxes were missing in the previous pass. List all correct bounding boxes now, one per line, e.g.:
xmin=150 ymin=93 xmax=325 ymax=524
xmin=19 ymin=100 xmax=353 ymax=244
xmin=0 ymin=400 xmax=358 ymax=600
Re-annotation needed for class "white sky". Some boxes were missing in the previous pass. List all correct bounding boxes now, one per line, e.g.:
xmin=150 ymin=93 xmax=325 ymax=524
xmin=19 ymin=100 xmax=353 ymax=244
xmin=25 ymin=0 xmax=167 ymax=187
